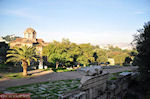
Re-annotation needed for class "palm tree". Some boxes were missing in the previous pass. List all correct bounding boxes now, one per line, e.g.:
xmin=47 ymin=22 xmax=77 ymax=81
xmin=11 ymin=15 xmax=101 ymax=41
xmin=6 ymin=46 xmax=38 ymax=76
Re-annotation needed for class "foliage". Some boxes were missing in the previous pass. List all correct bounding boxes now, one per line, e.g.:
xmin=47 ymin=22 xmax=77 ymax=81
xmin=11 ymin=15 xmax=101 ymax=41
xmin=107 ymin=46 xmax=131 ymax=65
xmin=109 ymin=76 xmax=117 ymax=80
xmin=2 ymin=35 xmax=20 ymax=42
xmin=123 ymin=56 xmax=132 ymax=66
xmin=95 ymin=48 xmax=108 ymax=64
xmin=132 ymin=21 xmax=150 ymax=93
xmin=6 ymin=46 xmax=38 ymax=76
xmin=0 ymin=42 xmax=9 ymax=64
xmin=43 ymin=39 xmax=74 ymax=68
xmin=77 ymin=43 xmax=95 ymax=65
xmin=43 ymin=39 xmax=135 ymax=67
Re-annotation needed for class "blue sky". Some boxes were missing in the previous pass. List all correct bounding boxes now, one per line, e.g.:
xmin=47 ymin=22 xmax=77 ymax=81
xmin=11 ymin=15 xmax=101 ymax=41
xmin=0 ymin=0 xmax=150 ymax=46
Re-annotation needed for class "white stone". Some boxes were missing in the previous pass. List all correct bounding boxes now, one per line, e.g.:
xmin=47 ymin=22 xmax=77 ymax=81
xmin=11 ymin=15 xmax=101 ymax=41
xmin=39 ymin=87 xmax=46 ymax=90
xmin=44 ymin=66 xmax=48 ymax=69
xmin=119 ymin=72 xmax=132 ymax=76
xmin=38 ymin=60 xmax=43 ymax=69
xmin=66 ymin=67 xmax=73 ymax=70
xmin=79 ymin=66 xmax=103 ymax=76
xmin=80 ymin=76 xmax=92 ymax=85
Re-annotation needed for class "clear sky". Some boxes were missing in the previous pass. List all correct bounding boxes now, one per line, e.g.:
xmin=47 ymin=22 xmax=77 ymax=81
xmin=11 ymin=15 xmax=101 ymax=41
xmin=0 ymin=0 xmax=150 ymax=46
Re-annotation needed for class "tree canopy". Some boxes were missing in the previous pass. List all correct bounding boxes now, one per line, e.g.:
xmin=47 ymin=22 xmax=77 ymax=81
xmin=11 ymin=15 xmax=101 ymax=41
xmin=2 ymin=35 xmax=20 ymax=42
xmin=6 ymin=46 xmax=38 ymax=76
xmin=43 ymin=39 xmax=134 ymax=68
xmin=132 ymin=21 xmax=150 ymax=93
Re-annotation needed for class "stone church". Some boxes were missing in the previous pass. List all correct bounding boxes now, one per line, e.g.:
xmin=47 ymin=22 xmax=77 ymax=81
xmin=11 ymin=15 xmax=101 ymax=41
xmin=10 ymin=28 xmax=48 ymax=48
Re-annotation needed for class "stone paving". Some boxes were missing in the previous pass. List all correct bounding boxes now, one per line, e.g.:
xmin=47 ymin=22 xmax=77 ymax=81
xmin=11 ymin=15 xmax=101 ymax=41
xmin=3 ymin=79 xmax=80 ymax=99
xmin=0 ymin=66 xmax=138 ymax=91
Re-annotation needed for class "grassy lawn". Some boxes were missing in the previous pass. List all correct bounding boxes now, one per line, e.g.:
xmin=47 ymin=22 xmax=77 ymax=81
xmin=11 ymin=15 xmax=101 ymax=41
xmin=56 ymin=68 xmax=76 ymax=72
xmin=0 ymin=64 xmax=26 ymax=79
xmin=0 ymin=72 xmax=33 ymax=79
xmin=0 ymin=65 xmax=76 ymax=79
xmin=2 ymin=79 xmax=80 ymax=99
xmin=109 ymin=70 xmax=132 ymax=80
xmin=5 ymin=73 xmax=32 ymax=79
xmin=43 ymin=67 xmax=76 ymax=72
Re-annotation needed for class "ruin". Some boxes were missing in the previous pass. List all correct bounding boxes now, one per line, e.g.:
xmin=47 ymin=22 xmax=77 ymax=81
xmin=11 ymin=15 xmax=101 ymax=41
xmin=59 ymin=66 xmax=138 ymax=99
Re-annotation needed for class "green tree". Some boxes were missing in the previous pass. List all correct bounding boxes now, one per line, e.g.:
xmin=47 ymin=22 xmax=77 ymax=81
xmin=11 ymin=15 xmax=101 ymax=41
xmin=96 ymin=49 xmax=108 ymax=64
xmin=77 ymin=43 xmax=94 ymax=66
xmin=114 ymin=53 xmax=129 ymax=65
xmin=2 ymin=35 xmax=20 ymax=42
xmin=0 ymin=42 xmax=9 ymax=63
xmin=124 ymin=56 xmax=132 ymax=64
xmin=6 ymin=46 xmax=37 ymax=76
xmin=67 ymin=43 xmax=82 ymax=66
xmin=43 ymin=39 xmax=74 ymax=68
xmin=133 ymin=21 xmax=150 ymax=95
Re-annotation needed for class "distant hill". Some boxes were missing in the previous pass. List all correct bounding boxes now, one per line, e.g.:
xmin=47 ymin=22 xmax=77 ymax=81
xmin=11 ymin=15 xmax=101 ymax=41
xmin=99 ymin=42 xmax=133 ymax=50
xmin=2 ymin=35 xmax=20 ymax=42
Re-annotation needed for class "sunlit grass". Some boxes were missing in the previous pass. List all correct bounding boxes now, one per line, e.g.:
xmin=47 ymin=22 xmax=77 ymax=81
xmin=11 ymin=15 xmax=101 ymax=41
xmin=43 ymin=67 xmax=76 ymax=72
xmin=0 ymin=72 xmax=33 ymax=79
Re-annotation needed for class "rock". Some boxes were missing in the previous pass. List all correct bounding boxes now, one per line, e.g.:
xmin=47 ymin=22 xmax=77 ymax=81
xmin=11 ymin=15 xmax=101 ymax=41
xmin=80 ymin=76 xmax=92 ymax=85
xmin=108 ymin=84 xmax=116 ymax=90
xmin=79 ymin=66 xmax=103 ymax=76
xmin=39 ymin=87 xmax=46 ymax=90
xmin=119 ymin=72 xmax=132 ymax=76
xmin=44 ymin=66 xmax=48 ymax=69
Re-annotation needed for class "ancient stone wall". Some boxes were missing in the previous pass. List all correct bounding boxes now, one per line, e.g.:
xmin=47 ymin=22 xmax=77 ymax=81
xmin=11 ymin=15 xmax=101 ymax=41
xmin=59 ymin=67 xmax=137 ymax=99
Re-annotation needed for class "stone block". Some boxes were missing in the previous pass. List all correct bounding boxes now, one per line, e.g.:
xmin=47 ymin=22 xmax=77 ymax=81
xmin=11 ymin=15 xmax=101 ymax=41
xmin=106 ymin=91 xmax=114 ymax=99
xmin=44 ymin=66 xmax=48 ymax=69
xmin=122 ymin=83 xmax=128 ymax=90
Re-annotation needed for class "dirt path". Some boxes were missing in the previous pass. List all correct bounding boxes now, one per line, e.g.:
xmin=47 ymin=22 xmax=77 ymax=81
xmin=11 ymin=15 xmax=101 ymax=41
xmin=0 ymin=66 xmax=138 ymax=91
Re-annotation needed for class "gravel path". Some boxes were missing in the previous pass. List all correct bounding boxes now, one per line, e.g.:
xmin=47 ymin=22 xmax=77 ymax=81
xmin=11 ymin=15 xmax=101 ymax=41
xmin=0 ymin=66 xmax=138 ymax=91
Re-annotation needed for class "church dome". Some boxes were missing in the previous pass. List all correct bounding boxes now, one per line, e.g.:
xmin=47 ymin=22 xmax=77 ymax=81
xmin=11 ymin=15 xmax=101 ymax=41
xmin=24 ymin=28 xmax=36 ymax=34
xmin=24 ymin=28 xmax=36 ymax=39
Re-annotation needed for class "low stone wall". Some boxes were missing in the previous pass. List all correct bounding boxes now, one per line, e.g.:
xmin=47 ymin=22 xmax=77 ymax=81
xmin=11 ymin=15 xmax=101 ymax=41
xmin=106 ymin=74 xmax=131 ymax=99
xmin=59 ymin=67 xmax=138 ymax=99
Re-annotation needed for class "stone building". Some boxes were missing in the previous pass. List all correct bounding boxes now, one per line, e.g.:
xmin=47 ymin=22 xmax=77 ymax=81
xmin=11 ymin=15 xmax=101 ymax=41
xmin=10 ymin=28 xmax=49 ymax=69
xmin=10 ymin=28 xmax=48 ymax=48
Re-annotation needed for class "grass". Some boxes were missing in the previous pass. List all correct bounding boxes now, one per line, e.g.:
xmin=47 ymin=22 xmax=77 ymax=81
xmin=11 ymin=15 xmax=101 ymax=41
xmin=47 ymin=67 xmax=76 ymax=72
xmin=0 ymin=66 xmax=76 ymax=79
xmin=109 ymin=77 xmax=117 ymax=80
xmin=0 ymin=72 xmax=33 ymax=79
xmin=112 ymin=70 xmax=132 ymax=76
xmin=5 ymin=73 xmax=25 ymax=79
xmin=109 ymin=70 xmax=132 ymax=81
xmin=56 ymin=68 xmax=76 ymax=72
xmin=3 ymin=79 xmax=81 ymax=99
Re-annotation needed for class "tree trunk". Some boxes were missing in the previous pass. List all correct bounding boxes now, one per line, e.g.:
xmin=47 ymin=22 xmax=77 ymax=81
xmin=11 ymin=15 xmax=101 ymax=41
xmin=56 ymin=62 xmax=59 ymax=69
xmin=22 ymin=61 xmax=28 ymax=76
xmin=84 ymin=64 xmax=86 ymax=67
